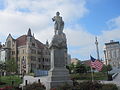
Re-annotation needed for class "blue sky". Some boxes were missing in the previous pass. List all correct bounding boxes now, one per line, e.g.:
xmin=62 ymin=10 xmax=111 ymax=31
xmin=81 ymin=0 xmax=120 ymax=34
xmin=0 ymin=0 xmax=120 ymax=60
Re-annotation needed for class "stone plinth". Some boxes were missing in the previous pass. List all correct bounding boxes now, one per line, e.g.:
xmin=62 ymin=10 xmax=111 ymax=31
xmin=45 ymin=33 xmax=72 ymax=90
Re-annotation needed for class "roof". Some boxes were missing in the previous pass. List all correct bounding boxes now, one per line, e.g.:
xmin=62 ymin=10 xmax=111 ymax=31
xmin=35 ymin=39 xmax=45 ymax=49
xmin=105 ymin=41 xmax=119 ymax=45
xmin=16 ymin=35 xmax=45 ymax=49
xmin=16 ymin=35 xmax=27 ymax=47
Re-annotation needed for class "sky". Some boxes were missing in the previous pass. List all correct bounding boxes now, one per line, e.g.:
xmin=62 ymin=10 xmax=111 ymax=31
xmin=0 ymin=0 xmax=120 ymax=60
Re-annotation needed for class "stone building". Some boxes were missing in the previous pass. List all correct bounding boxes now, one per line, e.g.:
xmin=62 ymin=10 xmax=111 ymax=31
xmin=0 ymin=28 xmax=50 ymax=74
xmin=104 ymin=40 xmax=120 ymax=70
xmin=0 ymin=48 xmax=6 ymax=63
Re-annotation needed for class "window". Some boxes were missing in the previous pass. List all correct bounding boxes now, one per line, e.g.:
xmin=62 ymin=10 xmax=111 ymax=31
xmin=7 ymin=41 xmax=11 ymax=48
xmin=31 ymin=56 xmax=36 ymax=61
xmin=30 ymin=38 xmax=32 ymax=42
xmin=18 ymin=50 xmax=19 ymax=54
xmin=12 ymin=51 xmax=15 ymax=55
xmin=31 ymin=49 xmax=36 ymax=54
xmin=31 ymin=63 xmax=36 ymax=68
xmin=112 ymin=50 xmax=116 ymax=58
xmin=43 ymin=58 xmax=44 ymax=62
xmin=39 ymin=64 xmax=41 ymax=68
xmin=107 ymin=50 xmax=111 ymax=59
xmin=38 ymin=58 xmax=41 ymax=62
xmin=37 ymin=50 xmax=41 ymax=54
xmin=23 ymin=50 xmax=24 ymax=54
xmin=32 ymin=43 xmax=35 ymax=47
xmin=116 ymin=49 xmax=119 ymax=58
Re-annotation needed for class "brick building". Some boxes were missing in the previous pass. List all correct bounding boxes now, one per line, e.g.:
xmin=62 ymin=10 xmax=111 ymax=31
xmin=0 ymin=28 xmax=50 ymax=74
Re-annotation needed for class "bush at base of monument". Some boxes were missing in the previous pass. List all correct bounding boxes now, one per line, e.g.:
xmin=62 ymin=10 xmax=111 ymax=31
xmin=24 ymin=82 xmax=46 ymax=90
xmin=50 ymin=81 xmax=118 ymax=90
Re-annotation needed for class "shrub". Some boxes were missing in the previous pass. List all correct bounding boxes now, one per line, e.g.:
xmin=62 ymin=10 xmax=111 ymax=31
xmin=77 ymin=81 xmax=102 ymax=90
xmin=24 ymin=82 xmax=46 ymax=90
xmin=0 ymin=86 xmax=13 ymax=90
xmin=70 ymin=74 xmax=80 ymax=80
xmin=52 ymin=83 xmax=72 ymax=90
xmin=0 ymin=82 xmax=6 ymax=85
xmin=54 ymin=81 xmax=118 ymax=90
xmin=102 ymin=84 xmax=118 ymax=90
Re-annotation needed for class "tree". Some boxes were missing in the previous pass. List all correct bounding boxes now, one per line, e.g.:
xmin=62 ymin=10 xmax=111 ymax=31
xmin=101 ymin=64 xmax=112 ymax=73
xmin=107 ymin=64 xmax=112 ymax=72
xmin=5 ymin=58 xmax=17 ymax=75
xmin=67 ymin=63 xmax=75 ymax=74
xmin=0 ymin=63 xmax=6 ymax=71
xmin=101 ymin=65 xmax=107 ymax=73
xmin=75 ymin=61 xmax=90 ymax=73
xmin=86 ymin=66 xmax=91 ymax=73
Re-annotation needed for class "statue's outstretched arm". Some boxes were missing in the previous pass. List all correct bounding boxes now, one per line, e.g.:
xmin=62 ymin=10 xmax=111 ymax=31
xmin=52 ymin=16 xmax=55 ymax=21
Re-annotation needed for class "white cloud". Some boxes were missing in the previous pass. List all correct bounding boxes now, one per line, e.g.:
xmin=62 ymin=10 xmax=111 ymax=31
xmin=65 ymin=16 xmax=120 ymax=60
xmin=107 ymin=16 xmax=120 ymax=29
xmin=0 ymin=0 xmax=88 ymax=36
xmin=0 ymin=0 xmax=120 ymax=60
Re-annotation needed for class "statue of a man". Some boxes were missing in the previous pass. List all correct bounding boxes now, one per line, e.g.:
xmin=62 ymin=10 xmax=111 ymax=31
xmin=52 ymin=12 xmax=64 ymax=35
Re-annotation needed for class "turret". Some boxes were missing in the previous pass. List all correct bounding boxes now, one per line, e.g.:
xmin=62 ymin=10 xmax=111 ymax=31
xmin=27 ymin=28 xmax=32 ymax=37
xmin=26 ymin=28 xmax=33 ymax=53
xmin=46 ymin=40 xmax=49 ymax=47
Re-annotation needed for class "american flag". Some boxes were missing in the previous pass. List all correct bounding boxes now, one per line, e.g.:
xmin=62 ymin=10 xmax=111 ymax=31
xmin=90 ymin=56 xmax=103 ymax=71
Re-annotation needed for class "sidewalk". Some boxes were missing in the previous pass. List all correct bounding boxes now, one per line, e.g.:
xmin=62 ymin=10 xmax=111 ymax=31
xmin=101 ymin=73 xmax=120 ymax=90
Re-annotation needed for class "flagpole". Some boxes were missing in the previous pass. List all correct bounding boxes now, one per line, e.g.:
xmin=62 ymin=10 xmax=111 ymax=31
xmin=90 ymin=65 xmax=94 ymax=82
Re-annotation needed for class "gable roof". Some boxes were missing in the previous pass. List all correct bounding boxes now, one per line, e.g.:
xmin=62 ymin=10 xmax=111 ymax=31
xmin=16 ymin=35 xmax=27 ymax=47
xmin=35 ymin=39 xmax=45 ymax=49
xmin=16 ymin=35 xmax=45 ymax=49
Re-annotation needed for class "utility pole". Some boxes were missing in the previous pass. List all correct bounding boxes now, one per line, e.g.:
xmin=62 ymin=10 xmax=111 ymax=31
xmin=95 ymin=37 xmax=100 ymax=60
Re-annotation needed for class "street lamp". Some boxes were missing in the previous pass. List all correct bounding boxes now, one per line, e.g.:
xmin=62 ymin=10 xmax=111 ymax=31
xmin=103 ymin=50 xmax=107 ymax=65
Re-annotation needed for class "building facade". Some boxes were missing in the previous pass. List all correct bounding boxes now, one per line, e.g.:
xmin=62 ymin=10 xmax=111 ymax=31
xmin=71 ymin=58 xmax=79 ymax=65
xmin=0 ymin=48 xmax=6 ymax=63
xmin=0 ymin=28 xmax=50 ymax=74
xmin=104 ymin=40 xmax=120 ymax=69
xmin=66 ymin=54 xmax=71 ymax=65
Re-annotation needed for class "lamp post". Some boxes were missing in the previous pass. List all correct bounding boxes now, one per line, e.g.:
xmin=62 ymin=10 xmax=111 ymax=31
xmin=0 ymin=63 xmax=1 ymax=82
xmin=103 ymin=50 xmax=107 ymax=65
xmin=103 ymin=50 xmax=109 ymax=80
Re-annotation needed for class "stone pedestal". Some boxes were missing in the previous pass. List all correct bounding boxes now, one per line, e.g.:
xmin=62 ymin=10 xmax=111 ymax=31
xmin=45 ymin=33 xmax=72 ymax=90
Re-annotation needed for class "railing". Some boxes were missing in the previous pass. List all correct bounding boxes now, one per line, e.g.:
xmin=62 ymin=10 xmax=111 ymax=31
xmin=112 ymin=73 xmax=119 ymax=79
xmin=34 ymin=70 xmax=48 ymax=77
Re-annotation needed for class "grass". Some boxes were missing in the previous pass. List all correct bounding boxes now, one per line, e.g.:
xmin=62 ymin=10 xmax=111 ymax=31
xmin=70 ymin=72 xmax=108 ymax=80
xmin=0 ymin=75 xmax=22 ymax=88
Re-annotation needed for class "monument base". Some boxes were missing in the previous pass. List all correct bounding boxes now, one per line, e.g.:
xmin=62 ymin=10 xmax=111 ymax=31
xmin=45 ymin=68 xmax=73 ymax=90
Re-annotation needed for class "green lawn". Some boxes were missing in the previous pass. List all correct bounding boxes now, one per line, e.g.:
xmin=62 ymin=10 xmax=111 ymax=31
xmin=0 ymin=75 xmax=22 ymax=88
xmin=70 ymin=72 xmax=108 ymax=80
